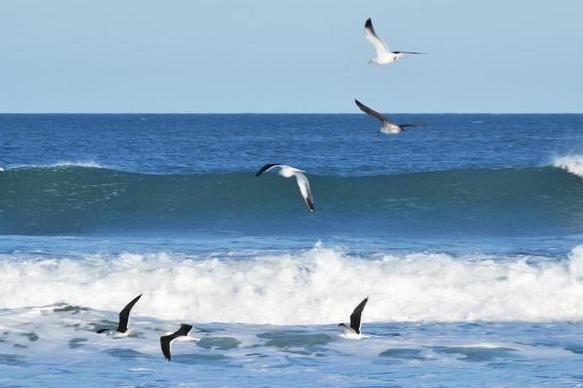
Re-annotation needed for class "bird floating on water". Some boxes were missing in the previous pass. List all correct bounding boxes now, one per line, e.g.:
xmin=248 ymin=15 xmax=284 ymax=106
xmin=364 ymin=18 xmax=425 ymax=65
xmin=355 ymin=99 xmax=419 ymax=135
xmin=255 ymin=164 xmax=315 ymax=212
xmin=160 ymin=323 xmax=194 ymax=361
xmin=96 ymin=293 xmax=142 ymax=335
xmin=338 ymin=297 xmax=368 ymax=338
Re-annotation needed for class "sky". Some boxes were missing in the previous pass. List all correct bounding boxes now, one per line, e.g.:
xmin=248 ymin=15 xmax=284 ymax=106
xmin=0 ymin=0 xmax=582 ymax=113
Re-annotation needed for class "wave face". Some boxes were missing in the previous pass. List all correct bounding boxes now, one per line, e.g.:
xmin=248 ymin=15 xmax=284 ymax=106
xmin=3 ymin=245 xmax=583 ymax=324
xmin=1 ymin=165 xmax=583 ymax=236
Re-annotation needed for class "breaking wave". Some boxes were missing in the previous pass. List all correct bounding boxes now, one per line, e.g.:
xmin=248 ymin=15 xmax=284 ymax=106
xmin=2 ymin=245 xmax=583 ymax=324
xmin=553 ymin=155 xmax=583 ymax=178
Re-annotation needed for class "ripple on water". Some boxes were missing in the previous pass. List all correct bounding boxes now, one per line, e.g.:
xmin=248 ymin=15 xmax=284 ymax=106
xmin=378 ymin=348 xmax=426 ymax=361
xmin=104 ymin=348 xmax=151 ymax=360
xmin=68 ymin=337 xmax=88 ymax=349
xmin=0 ymin=353 xmax=27 ymax=366
xmin=197 ymin=337 xmax=241 ymax=350
xmin=257 ymin=330 xmax=334 ymax=348
xmin=429 ymin=346 xmax=519 ymax=362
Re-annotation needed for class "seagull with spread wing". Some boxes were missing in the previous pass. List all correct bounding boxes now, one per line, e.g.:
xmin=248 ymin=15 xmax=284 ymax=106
xmin=338 ymin=297 xmax=369 ymax=339
xmin=96 ymin=293 xmax=142 ymax=335
xmin=365 ymin=18 xmax=425 ymax=65
xmin=160 ymin=323 xmax=195 ymax=361
xmin=355 ymin=99 xmax=418 ymax=134
xmin=255 ymin=164 xmax=315 ymax=212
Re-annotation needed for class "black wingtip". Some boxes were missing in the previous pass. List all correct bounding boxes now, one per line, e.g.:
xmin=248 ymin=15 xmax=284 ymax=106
xmin=365 ymin=18 xmax=373 ymax=30
xmin=181 ymin=323 xmax=193 ymax=333
xmin=255 ymin=163 xmax=280 ymax=177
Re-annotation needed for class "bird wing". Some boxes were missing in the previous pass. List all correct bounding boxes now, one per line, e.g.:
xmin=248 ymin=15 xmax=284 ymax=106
xmin=116 ymin=293 xmax=142 ymax=333
xmin=160 ymin=324 xmax=192 ymax=361
xmin=255 ymin=163 xmax=282 ymax=177
xmin=354 ymin=99 xmax=390 ymax=124
xmin=365 ymin=18 xmax=390 ymax=57
xmin=176 ymin=323 xmax=193 ymax=336
xmin=394 ymin=51 xmax=426 ymax=55
xmin=160 ymin=334 xmax=173 ymax=361
xmin=294 ymin=172 xmax=315 ymax=212
xmin=349 ymin=297 xmax=368 ymax=334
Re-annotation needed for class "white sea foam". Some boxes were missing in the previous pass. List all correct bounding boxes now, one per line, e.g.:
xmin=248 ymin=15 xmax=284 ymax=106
xmin=2 ymin=245 xmax=583 ymax=324
xmin=553 ymin=155 xmax=583 ymax=178
xmin=10 ymin=161 xmax=104 ymax=170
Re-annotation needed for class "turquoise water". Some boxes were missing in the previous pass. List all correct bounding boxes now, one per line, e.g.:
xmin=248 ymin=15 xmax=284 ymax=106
xmin=1 ymin=114 xmax=583 ymax=386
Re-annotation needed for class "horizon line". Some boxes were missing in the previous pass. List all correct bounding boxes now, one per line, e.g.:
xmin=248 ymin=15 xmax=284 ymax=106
xmin=0 ymin=112 xmax=582 ymax=115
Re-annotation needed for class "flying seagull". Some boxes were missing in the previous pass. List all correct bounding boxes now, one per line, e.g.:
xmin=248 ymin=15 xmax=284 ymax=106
xmin=255 ymin=164 xmax=315 ymax=212
xmin=365 ymin=18 xmax=425 ymax=65
xmin=160 ymin=323 xmax=193 ymax=361
xmin=96 ymin=293 xmax=142 ymax=334
xmin=338 ymin=297 xmax=368 ymax=338
xmin=355 ymin=99 xmax=418 ymax=135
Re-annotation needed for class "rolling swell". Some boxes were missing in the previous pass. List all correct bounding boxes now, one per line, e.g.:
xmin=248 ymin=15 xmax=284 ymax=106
xmin=0 ymin=165 xmax=582 ymax=236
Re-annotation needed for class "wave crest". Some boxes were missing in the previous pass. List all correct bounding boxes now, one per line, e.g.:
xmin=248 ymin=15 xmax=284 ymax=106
xmin=2 ymin=245 xmax=583 ymax=324
xmin=553 ymin=155 xmax=583 ymax=178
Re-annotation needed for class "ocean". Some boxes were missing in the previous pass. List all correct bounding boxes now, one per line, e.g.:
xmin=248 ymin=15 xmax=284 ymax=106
xmin=1 ymin=113 xmax=583 ymax=386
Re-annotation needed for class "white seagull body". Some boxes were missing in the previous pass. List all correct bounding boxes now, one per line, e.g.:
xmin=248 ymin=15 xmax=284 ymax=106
xmin=365 ymin=18 xmax=424 ymax=65
xmin=355 ymin=99 xmax=417 ymax=135
xmin=338 ymin=297 xmax=368 ymax=339
xmin=255 ymin=164 xmax=315 ymax=212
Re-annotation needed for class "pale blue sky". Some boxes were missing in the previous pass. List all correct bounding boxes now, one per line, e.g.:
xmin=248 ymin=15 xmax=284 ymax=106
xmin=1 ymin=0 xmax=582 ymax=113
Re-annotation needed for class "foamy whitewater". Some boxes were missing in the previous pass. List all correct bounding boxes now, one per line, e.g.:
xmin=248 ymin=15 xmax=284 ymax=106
xmin=1 ymin=114 xmax=583 ymax=386
xmin=4 ymin=245 xmax=583 ymax=323
xmin=554 ymin=155 xmax=583 ymax=178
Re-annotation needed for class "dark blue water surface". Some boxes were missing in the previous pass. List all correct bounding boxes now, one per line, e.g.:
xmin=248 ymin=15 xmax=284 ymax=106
xmin=1 ymin=114 xmax=583 ymax=254
xmin=2 ymin=114 xmax=582 ymax=174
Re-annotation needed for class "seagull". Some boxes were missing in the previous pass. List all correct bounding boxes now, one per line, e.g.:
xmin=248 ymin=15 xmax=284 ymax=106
xmin=364 ymin=18 xmax=425 ymax=65
xmin=160 ymin=323 xmax=193 ymax=361
xmin=96 ymin=293 xmax=142 ymax=335
xmin=355 ymin=99 xmax=418 ymax=135
xmin=338 ymin=297 xmax=368 ymax=338
xmin=255 ymin=164 xmax=315 ymax=212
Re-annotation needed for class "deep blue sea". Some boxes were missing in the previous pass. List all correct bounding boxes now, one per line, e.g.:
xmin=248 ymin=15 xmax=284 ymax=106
xmin=2 ymin=113 xmax=583 ymax=386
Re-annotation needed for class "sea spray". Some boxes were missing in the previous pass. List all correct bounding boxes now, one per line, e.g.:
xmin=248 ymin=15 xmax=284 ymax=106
xmin=553 ymin=155 xmax=583 ymax=178
xmin=2 ymin=245 xmax=583 ymax=323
